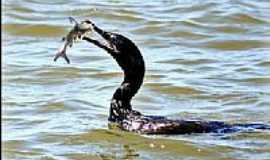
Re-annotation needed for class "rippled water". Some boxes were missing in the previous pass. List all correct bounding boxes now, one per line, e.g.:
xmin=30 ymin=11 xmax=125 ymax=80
xmin=3 ymin=0 xmax=270 ymax=159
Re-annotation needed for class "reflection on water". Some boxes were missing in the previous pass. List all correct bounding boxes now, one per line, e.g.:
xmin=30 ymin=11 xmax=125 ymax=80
xmin=3 ymin=0 xmax=270 ymax=159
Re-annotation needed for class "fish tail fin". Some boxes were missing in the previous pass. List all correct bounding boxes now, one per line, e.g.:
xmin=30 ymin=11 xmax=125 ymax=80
xmin=63 ymin=54 xmax=70 ymax=64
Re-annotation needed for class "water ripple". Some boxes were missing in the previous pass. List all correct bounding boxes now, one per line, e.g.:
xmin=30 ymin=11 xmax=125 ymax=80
xmin=3 ymin=0 xmax=270 ymax=160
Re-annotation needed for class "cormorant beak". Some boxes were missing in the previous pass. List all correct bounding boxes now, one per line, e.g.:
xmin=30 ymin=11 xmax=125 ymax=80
xmin=82 ymin=20 xmax=119 ymax=53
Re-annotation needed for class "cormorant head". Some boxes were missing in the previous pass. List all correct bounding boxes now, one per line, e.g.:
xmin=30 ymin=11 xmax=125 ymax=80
xmin=102 ymin=33 xmax=127 ymax=53
xmin=83 ymin=19 xmax=133 ymax=54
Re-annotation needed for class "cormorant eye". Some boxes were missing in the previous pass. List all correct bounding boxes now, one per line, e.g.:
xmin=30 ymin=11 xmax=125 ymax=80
xmin=110 ymin=35 xmax=118 ymax=44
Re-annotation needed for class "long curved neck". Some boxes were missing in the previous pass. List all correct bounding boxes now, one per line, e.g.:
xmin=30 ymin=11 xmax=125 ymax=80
xmin=82 ymin=24 xmax=145 ymax=122
xmin=109 ymin=46 xmax=145 ymax=122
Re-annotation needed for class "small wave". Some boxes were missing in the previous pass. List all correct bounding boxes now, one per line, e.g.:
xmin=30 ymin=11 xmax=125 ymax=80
xmin=202 ymin=40 xmax=269 ymax=51
xmin=3 ymin=23 xmax=66 ymax=37
xmin=256 ymin=61 xmax=270 ymax=68
xmin=239 ymin=77 xmax=270 ymax=85
xmin=90 ymin=72 xmax=122 ymax=79
xmin=229 ymin=13 xmax=268 ymax=24
xmin=145 ymin=83 xmax=204 ymax=95
xmin=157 ymin=58 xmax=217 ymax=65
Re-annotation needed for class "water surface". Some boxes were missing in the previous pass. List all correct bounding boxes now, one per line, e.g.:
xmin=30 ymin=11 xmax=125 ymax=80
xmin=3 ymin=0 xmax=270 ymax=159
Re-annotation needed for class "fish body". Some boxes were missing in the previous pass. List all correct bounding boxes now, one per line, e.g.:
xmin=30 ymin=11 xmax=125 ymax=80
xmin=54 ymin=17 xmax=92 ymax=64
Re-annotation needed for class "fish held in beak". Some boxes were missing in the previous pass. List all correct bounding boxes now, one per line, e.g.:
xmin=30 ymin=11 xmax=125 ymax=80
xmin=54 ymin=17 xmax=93 ymax=64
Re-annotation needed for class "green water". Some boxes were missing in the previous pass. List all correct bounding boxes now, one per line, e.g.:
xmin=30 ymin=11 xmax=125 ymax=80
xmin=2 ymin=0 xmax=270 ymax=159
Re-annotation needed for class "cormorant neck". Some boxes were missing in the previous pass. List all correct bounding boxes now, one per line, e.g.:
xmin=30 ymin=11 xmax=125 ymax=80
xmin=114 ymin=54 xmax=145 ymax=100
xmin=83 ymin=24 xmax=145 ymax=122
xmin=109 ymin=44 xmax=145 ymax=122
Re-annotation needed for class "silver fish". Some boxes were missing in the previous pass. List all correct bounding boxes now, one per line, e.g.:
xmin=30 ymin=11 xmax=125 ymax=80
xmin=54 ymin=17 xmax=92 ymax=64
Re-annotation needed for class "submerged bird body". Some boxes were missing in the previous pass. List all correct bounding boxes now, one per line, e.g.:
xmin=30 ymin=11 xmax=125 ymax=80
xmin=81 ymin=26 xmax=225 ymax=134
